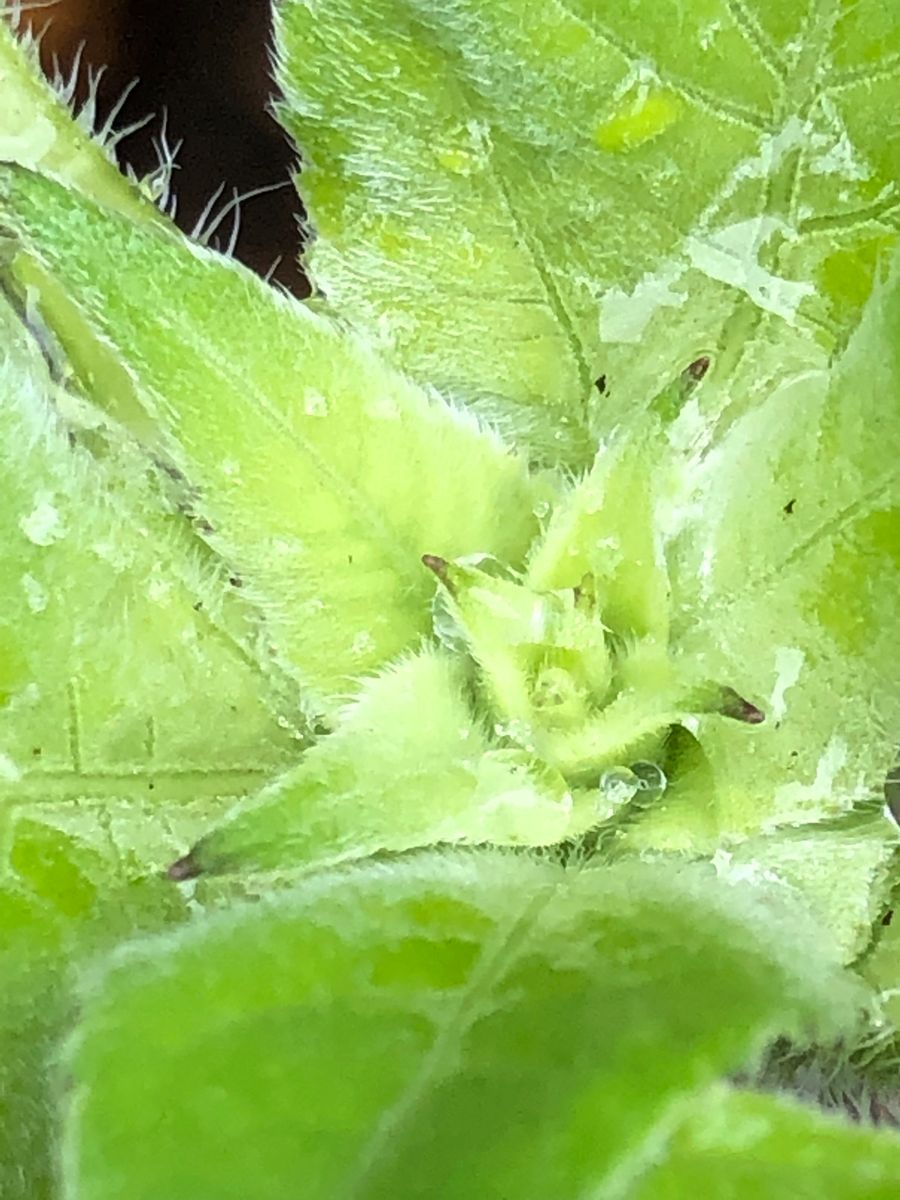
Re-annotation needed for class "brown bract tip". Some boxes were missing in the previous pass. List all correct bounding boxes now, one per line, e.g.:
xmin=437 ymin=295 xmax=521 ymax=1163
xmin=719 ymin=686 xmax=765 ymax=725
xmin=685 ymin=355 xmax=711 ymax=382
xmin=166 ymin=850 xmax=202 ymax=882
xmin=421 ymin=553 xmax=449 ymax=580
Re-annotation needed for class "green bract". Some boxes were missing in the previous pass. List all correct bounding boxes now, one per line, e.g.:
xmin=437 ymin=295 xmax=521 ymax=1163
xmin=0 ymin=1 xmax=899 ymax=1195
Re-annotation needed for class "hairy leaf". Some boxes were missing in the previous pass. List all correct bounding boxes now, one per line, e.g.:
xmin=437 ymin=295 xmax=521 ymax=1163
xmin=0 ymin=293 xmax=299 ymax=796
xmin=175 ymin=647 xmax=595 ymax=878
xmin=64 ymin=853 xmax=855 ymax=1200
xmin=275 ymin=0 xmax=900 ymax=464
xmin=0 ymin=166 xmax=540 ymax=718
xmin=630 ymin=1085 xmax=900 ymax=1198
xmin=0 ymin=20 xmax=160 ymax=220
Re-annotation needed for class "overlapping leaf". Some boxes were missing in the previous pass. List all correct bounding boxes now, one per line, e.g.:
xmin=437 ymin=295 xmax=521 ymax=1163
xmin=275 ymin=0 xmax=900 ymax=464
xmin=177 ymin=647 xmax=597 ymax=878
xmin=63 ymin=853 xmax=856 ymax=1200
xmin=630 ymin=1086 xmax=900 ymax=1198
xmin=0 ymin=166 xmax=540 ymax=719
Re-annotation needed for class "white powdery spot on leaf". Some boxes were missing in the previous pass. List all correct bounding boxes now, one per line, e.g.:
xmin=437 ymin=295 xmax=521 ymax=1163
xmin=599 ymin=261 xmax=687 ymax=344
xmin=0 ymin=752 xmax=22 ymax=782
xmin=769 ymin=647 xmax=805 ymax=723
xmin=684 ymin=219 xmax=813 ymax=323
xmin=772 ymin=737 xmax=853 ymax=818
xmin=0 ymin=115 xmax=56 ymax=170
xmin=19 ymin=495 xmax=66 ymax=546
xmin=20 ymin=572 xmax=48 ymax=614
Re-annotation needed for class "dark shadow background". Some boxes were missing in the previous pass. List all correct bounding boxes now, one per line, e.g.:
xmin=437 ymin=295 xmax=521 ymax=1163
xmin=17 ymin=0 xmax=307 ymax=293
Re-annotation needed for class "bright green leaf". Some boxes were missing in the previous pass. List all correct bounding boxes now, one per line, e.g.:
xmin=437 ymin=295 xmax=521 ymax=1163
xmin=0 ymin=166 xmax=540 ymax=718
xmin=64 ymin=853 xmax=856 ymax=1200
xmin=275 ymin=0 xmax=900 ymax=464
xmin=0 ymin=20 xmax=161 ymax=220
xmin=0 ymin=814 xmax=191 ymax=1200
xmin=177 ymin=647 xmax=595 ymax=878
xmin=0 ymin=292 xmax=300 ymax=796
xmin=629 ymin=1085 xmax=900 ymax=1198
xmin=647 ymin=245 xmax=900 ymax=840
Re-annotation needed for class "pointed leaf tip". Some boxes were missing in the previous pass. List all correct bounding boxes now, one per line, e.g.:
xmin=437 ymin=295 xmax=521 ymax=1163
xmin=166 ymin=852 xmax=202 ymax=882
xmin=719 ymin=686 xmax=766 ymax=725
xmin=422 ymin=554 xmax=450 ymax=581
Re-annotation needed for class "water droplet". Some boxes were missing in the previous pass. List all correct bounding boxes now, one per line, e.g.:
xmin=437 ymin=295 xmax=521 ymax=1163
xmin=598 ymin=766 xmax=640 ymax=809
xmin=303 ymin=389 xmax=329 ymax=417
xmin=19 ymin=497 xmax=65 ymax=546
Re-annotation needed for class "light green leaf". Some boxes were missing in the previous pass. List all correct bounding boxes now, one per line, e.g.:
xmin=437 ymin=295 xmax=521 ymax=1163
xmin=275 ymin=0 xmax=900 ymax=464
xmin=0 ymin=815 xmax=190 ymax=1200
xmin=862 ymin=910 xmax=900 ymax=1030
xmin=629 ymin=1085 xmax=900 ymax=1199
xmin=64 ymin=853 xmax=856 ymax=1200
xmin=0 ymin=20 xmax=162 ymax=220
xmin=0 ymin=291 xmax=300 ymax=800
xmin=0 ymin=166 xmax=540 ymax=718
xmin=651 ymin=244 xmax=900 ymax=840
xmin=176 ymin=646 xmax=595 ymax=878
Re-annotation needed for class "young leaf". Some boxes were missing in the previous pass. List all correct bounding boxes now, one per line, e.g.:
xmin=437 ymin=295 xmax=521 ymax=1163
xmin=629 ymin=1085 xmax=900 ymax=1198
xmin=0 ymin=166 xmax=540 ymax=718
xmin=274 ymin=0 xmax=899 ymax=464
xmin=64 ymin=853 xmax=856 ymax=1200
xmin=172 ymin=647 xmax=593 ymax=878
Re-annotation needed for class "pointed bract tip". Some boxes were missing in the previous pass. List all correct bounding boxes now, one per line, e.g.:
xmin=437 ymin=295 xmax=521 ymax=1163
xmin=421 ymin=553 xmax=449 ymax=580
xmin=166 ymin=850 xmax=202 ymax=882
xmin=684 ymin=355 xmax=711 ymax=382
xmin=719 ymin=686 xmax=765 ymax=725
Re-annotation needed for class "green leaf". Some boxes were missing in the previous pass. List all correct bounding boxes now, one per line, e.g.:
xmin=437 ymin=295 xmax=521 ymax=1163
xmin=274 ymin=0 xmax=900 ymax=465
xmin=64 ymin=853 xmax=855 ymax=1199
xmin=0 ymin=291 xmax=299 ymax=798
xmin=0 ymin=21 xmax=162 ymax=220
xmin=644 ymin=244 xmax=900 ymax=841
xmin=0 ymin=166 xmax=540 ymax=718
xmin=629 ymin=1085 xmax=900 ymax=1198
xmin=0 ymin=815 xmax=190 ymax=1200
xmin=176 ymin=647 xmax=594 ymax=878
xmin=862 ymin=909 xmax=900 ymax=1030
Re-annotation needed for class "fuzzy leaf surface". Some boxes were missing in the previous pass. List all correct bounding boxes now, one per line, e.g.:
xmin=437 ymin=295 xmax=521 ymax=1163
xmin=181 ymin=647 xmax=595 ymax=877
xmin=0 ymin=293 xmax=302 ymax=806
xmin=0 ymin=21 xmax=161 ymax=220
xmin=630 ymin=1086 xmax=900 ymax=1198
xmin=64 ymin=853 xmax=854 ymax=1200
xmin=0 ymin=166 xmax=538 ymax=717
xmin=275 ymin=0 xmax=900 ymax=464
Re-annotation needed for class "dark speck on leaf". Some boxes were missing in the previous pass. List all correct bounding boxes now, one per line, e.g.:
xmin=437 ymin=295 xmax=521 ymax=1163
xmin=193 ymin=600 xmax=203 ymax=611
xmin=594 ymin=374 xmax=607 ymax=394
xmin=228 ymin=574 xmax=243 ymax=588
xmin=883 ymin=910 xmax=894 ymax=926
xmin=783 ymin=498 xmax=796 ymax=515
xmin=348 ymin=554 xmax=353 ymax=565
